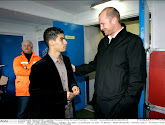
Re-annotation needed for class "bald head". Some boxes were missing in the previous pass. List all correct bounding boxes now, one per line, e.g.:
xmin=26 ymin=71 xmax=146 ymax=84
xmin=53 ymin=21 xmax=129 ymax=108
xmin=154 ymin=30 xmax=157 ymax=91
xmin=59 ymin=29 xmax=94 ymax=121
xmin=99 ymin=7 xmax=120 ymax=22
xmin=99 ymin=7 xmax=122 ymax=37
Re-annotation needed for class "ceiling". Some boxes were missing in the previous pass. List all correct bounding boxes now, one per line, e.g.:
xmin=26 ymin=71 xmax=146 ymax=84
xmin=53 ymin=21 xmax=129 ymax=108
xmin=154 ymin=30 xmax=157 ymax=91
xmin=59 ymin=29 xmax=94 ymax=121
xmin=32 ymin=0 xmax=102 ymax=15
xmin=0 ymin=8 xmax=53 ymax=25
xmin=0 ymin=0 xmax=103 ymax=25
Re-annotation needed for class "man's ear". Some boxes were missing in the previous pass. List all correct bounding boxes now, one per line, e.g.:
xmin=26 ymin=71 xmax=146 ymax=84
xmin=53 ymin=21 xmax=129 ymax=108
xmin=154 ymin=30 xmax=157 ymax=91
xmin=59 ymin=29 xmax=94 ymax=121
xmin=49 ymin=40 xmax=54 ymax=46
xmin=112 ymin=17 xmax=117 ymax=24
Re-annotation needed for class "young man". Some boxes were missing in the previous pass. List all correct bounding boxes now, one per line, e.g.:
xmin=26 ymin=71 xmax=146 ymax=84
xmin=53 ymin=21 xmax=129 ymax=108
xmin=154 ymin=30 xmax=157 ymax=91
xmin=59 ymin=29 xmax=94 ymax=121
xmin=13 ymin=40 xmax=41 ymax=118
xmin=72 ymin=7 xmax=146 ymax=118
xmin=29 ymin=27 xmax=80 ymax=118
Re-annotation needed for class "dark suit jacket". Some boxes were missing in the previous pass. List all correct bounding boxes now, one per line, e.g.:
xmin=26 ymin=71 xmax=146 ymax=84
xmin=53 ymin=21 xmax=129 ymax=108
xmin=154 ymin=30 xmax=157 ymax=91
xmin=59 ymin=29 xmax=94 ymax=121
xmin=29 ymin=54 xmax=77 ymax=118
xmin=75 ymin=28 xmax=146 ymax=118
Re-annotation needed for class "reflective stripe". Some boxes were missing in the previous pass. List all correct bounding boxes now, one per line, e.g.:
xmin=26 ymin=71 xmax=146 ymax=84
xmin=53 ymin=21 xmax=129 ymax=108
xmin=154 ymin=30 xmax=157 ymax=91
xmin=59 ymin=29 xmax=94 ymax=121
xmin=21 ymin=62 xmax=28 ymax=64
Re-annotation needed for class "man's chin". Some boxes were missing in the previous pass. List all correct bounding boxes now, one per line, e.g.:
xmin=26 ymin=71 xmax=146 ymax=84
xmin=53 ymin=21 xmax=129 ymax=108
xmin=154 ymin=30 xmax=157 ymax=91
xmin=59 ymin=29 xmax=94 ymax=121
xmin=104 ymin=32 xmax=108 ymax=36
xmin=61 ymin=50 xmax=66 ymax=52
xmin=24 ymin=51 xmax=32 ymax=54
xmin=103 ymin=32 xmax=108 ymax=36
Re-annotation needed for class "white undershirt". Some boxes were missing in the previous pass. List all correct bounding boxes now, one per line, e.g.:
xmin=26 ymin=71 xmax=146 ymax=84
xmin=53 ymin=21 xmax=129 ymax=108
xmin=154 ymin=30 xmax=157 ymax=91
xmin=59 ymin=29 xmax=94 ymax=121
xmin=108 ymin=27 xmax=124 ymax=44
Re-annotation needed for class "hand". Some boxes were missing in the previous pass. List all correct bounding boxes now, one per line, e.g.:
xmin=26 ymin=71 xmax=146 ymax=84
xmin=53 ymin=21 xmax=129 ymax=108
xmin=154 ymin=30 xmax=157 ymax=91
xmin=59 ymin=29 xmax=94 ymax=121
xmin=67 ymin=91 xmax=75 ymax=101
xmin=24 ymin=66 xmax=27 ymax=69
xmin=71 ymin=64 xmax=76 ymax=72
xmin=72 ymin=86 xmax=80 ymax=96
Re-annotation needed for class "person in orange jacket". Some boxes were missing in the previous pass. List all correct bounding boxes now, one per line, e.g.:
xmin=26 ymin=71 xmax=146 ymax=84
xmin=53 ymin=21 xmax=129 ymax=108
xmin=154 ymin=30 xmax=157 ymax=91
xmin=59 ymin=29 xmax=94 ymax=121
xmin=13 ymin=40 xmax=41 ymax=118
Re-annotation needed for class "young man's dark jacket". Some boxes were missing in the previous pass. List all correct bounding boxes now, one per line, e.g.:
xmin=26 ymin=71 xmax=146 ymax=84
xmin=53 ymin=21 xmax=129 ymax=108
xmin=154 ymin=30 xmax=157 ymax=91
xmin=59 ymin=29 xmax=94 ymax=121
xmin=75 ymin=27 xmax=146 ymax=118
xmin=29 ymin=54 xmax=77 ymax=118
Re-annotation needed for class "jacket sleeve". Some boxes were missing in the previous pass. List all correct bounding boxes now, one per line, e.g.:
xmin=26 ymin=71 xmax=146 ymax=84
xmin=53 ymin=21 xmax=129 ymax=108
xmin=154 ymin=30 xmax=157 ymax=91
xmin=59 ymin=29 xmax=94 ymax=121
xmin=13 ymin=57 xmax=31 ymax=76
xmin=75 ymin=43 xmax=102 ymax=76
xmin=112 ymin=36 xmax=146 ymax=118
xmin=75 ymin=37 xmax=106 ymax=76
xmin=75 ymin=57 xmax=97 ymax=76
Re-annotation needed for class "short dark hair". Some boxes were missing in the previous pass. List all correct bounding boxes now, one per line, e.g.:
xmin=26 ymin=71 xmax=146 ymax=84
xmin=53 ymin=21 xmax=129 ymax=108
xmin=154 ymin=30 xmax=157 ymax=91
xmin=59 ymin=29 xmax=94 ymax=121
xmin=43 ymin=27 xmax=64 ymax=47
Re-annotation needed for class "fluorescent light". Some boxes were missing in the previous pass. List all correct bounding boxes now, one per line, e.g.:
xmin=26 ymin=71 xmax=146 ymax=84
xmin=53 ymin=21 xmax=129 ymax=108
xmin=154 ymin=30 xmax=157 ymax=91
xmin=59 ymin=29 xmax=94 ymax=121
xmin=91 ymin=0 xmax=110 ymax=8
xmin=91 ymin=0 xmax=120 ymax=10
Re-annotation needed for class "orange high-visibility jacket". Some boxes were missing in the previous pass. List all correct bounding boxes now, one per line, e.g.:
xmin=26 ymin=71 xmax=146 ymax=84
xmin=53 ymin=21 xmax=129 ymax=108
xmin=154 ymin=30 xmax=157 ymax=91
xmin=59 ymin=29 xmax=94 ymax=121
xmin=13 ymin=51 xmax=41 ymax=96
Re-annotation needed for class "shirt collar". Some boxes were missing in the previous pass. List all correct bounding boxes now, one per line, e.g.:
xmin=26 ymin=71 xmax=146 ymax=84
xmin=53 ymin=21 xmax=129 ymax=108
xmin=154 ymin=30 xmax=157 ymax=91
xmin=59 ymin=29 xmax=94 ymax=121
xmin=48 ymin=53 xmax=63 ymax=64
xmin=108 ymin=27 xmax=124 ymax=40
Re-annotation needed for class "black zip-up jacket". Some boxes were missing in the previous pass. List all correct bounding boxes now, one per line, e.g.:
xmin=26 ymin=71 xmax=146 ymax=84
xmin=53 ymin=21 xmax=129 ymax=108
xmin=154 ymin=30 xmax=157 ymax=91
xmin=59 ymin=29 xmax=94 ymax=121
xmin=75 ymin=28 xmax=146 ymax=118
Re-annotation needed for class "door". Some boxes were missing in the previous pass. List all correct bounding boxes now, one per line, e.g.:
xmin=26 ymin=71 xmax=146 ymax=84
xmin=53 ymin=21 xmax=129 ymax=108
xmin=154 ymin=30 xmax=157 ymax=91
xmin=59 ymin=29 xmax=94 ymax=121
xmin=140 ymin=0 xmax=165 ymax=118
xmin=139 ymin=0 xmax=150 ymax=118
xmin=145 ymin=50 xmax=165 ymax=118
xmin=0 ymin=34 xmax=23 ymax=97
xmin=53 ymin=21 xmax=86 ymax=111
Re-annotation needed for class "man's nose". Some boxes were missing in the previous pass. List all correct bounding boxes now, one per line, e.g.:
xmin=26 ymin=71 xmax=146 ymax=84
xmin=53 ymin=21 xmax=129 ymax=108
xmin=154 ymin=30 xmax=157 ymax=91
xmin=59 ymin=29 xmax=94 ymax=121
xmin=64 ymin=39 xmax=67 ymax=44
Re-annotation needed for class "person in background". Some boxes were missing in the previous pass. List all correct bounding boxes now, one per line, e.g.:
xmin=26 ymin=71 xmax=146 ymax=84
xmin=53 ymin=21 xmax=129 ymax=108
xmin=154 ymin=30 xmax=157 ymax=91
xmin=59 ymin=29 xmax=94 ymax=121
xmin=13 ymin=40 xmax=41 ymax=118
xmin=29 ymin=27 xmax=80 ymax=118
xmin=72 ymin=7 xmax=146 ymax=118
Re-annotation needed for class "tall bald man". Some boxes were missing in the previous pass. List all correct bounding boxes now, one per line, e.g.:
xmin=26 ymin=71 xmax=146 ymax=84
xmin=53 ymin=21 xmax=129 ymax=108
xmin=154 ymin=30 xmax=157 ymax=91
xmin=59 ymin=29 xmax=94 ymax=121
xmin=72 ymin=7 xmax=146 ymax=118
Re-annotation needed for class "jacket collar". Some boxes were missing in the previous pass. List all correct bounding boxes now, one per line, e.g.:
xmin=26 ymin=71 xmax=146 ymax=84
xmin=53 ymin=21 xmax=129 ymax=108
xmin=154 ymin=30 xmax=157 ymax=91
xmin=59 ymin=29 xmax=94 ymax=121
xmin=22 ymin=51 xmax=35 ymax=57
xmin=21 ymin=51 xmax=35 ymax=62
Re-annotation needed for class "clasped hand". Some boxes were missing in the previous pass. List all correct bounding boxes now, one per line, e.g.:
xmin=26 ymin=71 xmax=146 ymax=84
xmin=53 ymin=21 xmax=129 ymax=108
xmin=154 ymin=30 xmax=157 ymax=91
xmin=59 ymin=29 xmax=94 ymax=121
xmin=67 ymin=86 xmax=80 ymax=101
